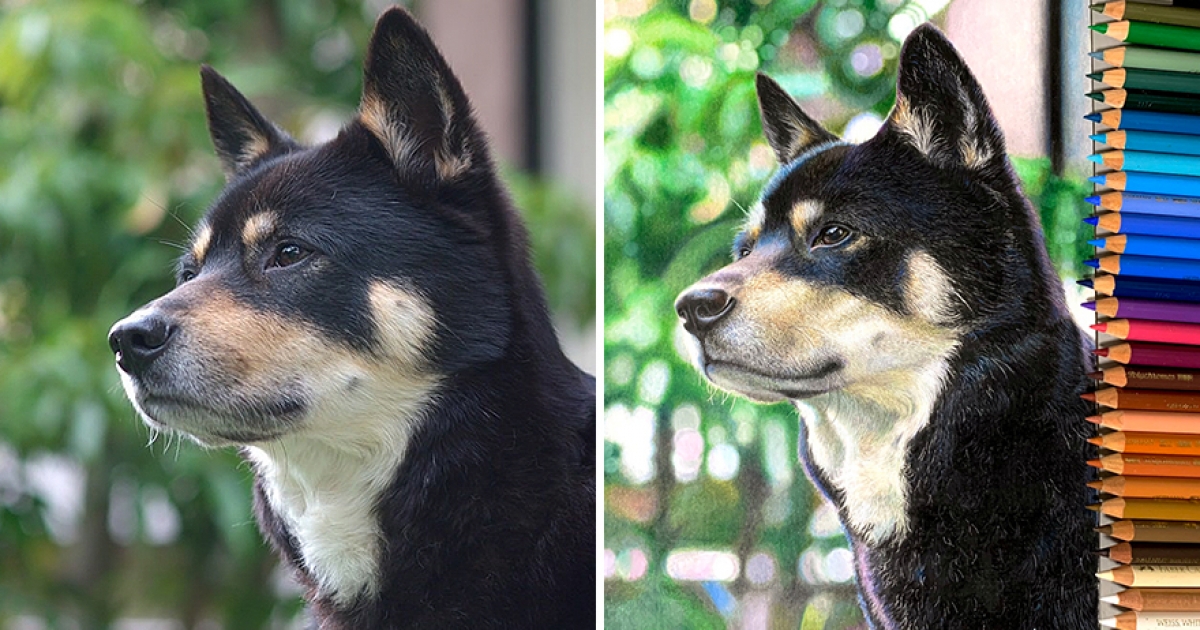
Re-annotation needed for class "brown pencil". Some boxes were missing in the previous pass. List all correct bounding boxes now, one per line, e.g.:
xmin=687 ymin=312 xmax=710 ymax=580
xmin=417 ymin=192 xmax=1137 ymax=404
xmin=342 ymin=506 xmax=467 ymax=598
xmin=1092 ymin=475 xmax=1200 ymax=499
xmin=1091 ymin=366 xmax=1200 ymax=391
xmin=1099 ymin=1 xmax=1200 ymax=29
xmin=1084 ymin=388 xmax=1200 ymax=412
xmin=1098 ymin=564 xmax=1200 ymax=587
xmin=1103 ymin=542 xmax=1200 ymax=565
xmin=1099 ymin=519 xmax=1200 ymax=543
xmin=1089 ymin=454 xmax=1200 ymax=477
xmin=1102 ymin=610 xmax=1200 ymax=629
xmin=1103 ymin=588 xmax=1200 ymax=612
xmin=1094 ymin=497 xmax=1200 ymax=521
xmin=1090 ymin=432 xmax=1200 ymax=456
xmin=1088 ymin=410 xmax=1200 ymax=433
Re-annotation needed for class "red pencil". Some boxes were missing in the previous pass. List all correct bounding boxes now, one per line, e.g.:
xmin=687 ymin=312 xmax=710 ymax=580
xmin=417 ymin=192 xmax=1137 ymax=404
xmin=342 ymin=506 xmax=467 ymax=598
xmin=1095 ymin=319 xmax=1200 ymax=346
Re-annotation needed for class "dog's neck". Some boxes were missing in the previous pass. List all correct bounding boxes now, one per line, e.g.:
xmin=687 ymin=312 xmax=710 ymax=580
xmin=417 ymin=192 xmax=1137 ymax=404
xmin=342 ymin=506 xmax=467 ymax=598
xmin=797 ymin=350 xmax=955 ymax=545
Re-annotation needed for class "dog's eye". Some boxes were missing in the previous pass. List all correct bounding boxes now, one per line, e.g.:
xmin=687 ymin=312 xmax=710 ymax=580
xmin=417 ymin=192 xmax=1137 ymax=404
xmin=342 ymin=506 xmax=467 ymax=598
xmin=736 ymin=245 xmax=752 ymax=260
xmin=268 ymin=243 xmax=313 ymax=269
xmin=179 ymin=270 xmax=197 ymax=283
xmin=814 ymin=224 xmax=852 ymax=249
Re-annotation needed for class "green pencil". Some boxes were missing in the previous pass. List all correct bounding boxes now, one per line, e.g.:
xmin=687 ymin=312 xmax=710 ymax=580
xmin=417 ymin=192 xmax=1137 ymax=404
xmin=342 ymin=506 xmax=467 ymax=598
xmin=1091 ymin=47 xmax=1200 ymax=74
xmin=1091 ymin=68 xmax=1200 ymax=95
xmin=1089 ymin=89 xmax=1200 ymax=115
xmin=1098 ymin=0 xmax=1200 ymax=28
xmin=1092 ymin=21 xmax=1200 ymax=53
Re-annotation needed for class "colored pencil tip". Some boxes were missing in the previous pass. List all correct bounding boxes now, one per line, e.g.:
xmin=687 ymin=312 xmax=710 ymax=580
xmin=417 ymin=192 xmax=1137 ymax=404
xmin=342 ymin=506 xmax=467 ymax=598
xmin=1087 ymin=71 xmax=1102 ymax=82
xmin=1090 ymin=23 xmax=1108 ymax=34
xmin=1086 ymin=414 xmax=1102 ymax=424
xmin=1085 ymin=112 xmax=1101 ymax=123
xmin=1084 ymin=216 xmax=1099 ymax=226
xmin=1100 ymin=595 xmax=1118 ymax=605
xmin=1088 ymin=51 xmax=1102 ymax=60
xmin=1081 ymin=391 xmax=1098 ymax=402
xmin=1078 ymin=278 xmax=1094 ymax=288
xmin=1083 ymin=301 xmax=1097 ymax=311
xmin=1089 ymin=134 xmax=1104 ymax=144
xmin=1093 ymin=348 xmax=1110 ymax=357
xmin=1088 ymin=238 xmax=1105 ymax=248
xmin=1086 ymin=503 xmax=1101 ymax=512
xmin=1087 ymin=480 xmax=1103 ymax=490
xmin=1087 ymin=154 xmax=1103 ymax=165
xmin=1087 ymin=92 xmax=1103 ymax=102
xmin=1087 ymin=370 xmax=1103 ymax=380
xmin=1088 ymin=175 xmax=1104 ymax=184
xmin=1087 ymin=436 xmax=1102 ymax=446
xmin=1088 ymin=459 xmax=1103 ymax=469
xmin=1084 ymin=259 xmax=1100 ymax=269
xmin=1090 ymin=323 xmax=1108 ymax=333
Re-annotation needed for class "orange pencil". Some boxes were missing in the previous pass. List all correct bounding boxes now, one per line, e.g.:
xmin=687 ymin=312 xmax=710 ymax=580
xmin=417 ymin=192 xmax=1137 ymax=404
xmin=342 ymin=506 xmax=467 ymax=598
xmin=1093 ymin=497 xmax=1200 ymax=521
xmin=1094 ymin=319 xmax=1200 ymax=346
xmin=1090 ymin=366 xmax=1200 ymax=391
xmin=1083 ymin=388 xmax=1200 ymax=412
xmin=1088 ymin=410 xmax=1200 ymax=433
xmin=1091 ymin=476 xmax=1200 ymax=500
xmin=1090 ymin=432 xmax=1200 ymax=456
xmin=1089 ymin=454 xmax=1200 ymax=477
xmin=1103 ymin=588 xmax=1200 ymax=612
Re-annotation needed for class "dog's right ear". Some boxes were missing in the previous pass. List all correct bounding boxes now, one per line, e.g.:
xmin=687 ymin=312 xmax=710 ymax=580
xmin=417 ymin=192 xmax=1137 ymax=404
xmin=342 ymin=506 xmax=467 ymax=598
xmin=756 ymin=73 xmax=838 ymax=164
xmin=200 ymin=65 xmax=297 ymax=179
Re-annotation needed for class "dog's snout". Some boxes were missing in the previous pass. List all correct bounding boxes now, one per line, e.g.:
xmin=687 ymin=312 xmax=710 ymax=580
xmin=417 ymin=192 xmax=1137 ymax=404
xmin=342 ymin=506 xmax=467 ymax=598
xmin=109 ymin=312 xmax=175 ymax=374
xmin=675 ymin=287 xmax=735 ymax=336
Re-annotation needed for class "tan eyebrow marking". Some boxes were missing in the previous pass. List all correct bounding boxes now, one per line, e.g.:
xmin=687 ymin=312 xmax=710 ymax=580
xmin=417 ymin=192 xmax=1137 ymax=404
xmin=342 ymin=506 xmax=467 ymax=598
xmin=241 ymin=211 xmax=278 ymax=250
xmin=192 ymin=223 xmax=213 ymax=263
xmin=789 ymin=200 xmax=824 ymax=237
xmin=743 ymin=201 xmax=766 ymax=242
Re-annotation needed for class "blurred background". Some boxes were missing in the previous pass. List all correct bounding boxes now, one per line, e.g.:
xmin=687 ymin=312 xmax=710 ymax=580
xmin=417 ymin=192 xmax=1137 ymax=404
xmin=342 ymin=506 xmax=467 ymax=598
xmin=0 ymin=0 xmax=594 ymax=628
xmin=603 ymin=0 xmax=1093 ymax=628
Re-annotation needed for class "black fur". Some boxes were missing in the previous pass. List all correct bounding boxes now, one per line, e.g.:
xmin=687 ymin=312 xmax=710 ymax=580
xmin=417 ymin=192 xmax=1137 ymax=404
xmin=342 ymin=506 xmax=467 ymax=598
xmin=684 ymin=24 xmax=1095 ymax=629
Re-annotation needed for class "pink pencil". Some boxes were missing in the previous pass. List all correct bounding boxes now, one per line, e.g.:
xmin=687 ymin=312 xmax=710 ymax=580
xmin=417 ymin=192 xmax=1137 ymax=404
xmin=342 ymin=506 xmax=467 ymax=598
xmin=1094 ymin=319 xmax=1200 ymax=346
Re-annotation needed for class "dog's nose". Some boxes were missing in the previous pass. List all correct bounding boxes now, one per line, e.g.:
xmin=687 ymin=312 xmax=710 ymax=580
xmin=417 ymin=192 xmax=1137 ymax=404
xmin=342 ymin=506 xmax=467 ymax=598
xmin=675 ymin=287 xmax=735 ymax=336
xmin=108 ymin=313 xmax=175 ymax=374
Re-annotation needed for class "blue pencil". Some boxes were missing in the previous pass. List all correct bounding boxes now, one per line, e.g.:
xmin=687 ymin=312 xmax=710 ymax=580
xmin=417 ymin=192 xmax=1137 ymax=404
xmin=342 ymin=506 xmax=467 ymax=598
xmin=1091 ymin=150 xmax=1200 ymax=177
xmin=1087 ymin=192 xmax=1200 ymax=216
xmin=1088 ymin=254 xmax=1200 ymax=281
xmin=1088 ymin=213 xmax=1200 ymax=239
xmin=1087 ymin=109 xmax=1200 ymax=136
xmin=1090 ymin=171 xmax=1200 ymax=197
xmin=1091 ymin=234 xmax=1200 ymax=260
xmin=1080 ymin=274 xmax=1200 ymax=303
xmin=1092 ymin=130 xmax=1200 ymax=156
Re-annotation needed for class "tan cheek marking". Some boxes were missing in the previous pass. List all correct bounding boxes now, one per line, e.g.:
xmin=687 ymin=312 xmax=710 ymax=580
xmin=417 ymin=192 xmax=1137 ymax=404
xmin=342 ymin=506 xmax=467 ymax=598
xmin=366 ymin=280 xmax=437 ymax=369
xmin=241 ymin=211 xmax=278 ymax=251
xmin=789 ymin=200 xmax=824 ymax=238
xmin=191 ymin=224 xmax=213 ymax=264
xmin=904 ymin=250 xmax=959 ymax=325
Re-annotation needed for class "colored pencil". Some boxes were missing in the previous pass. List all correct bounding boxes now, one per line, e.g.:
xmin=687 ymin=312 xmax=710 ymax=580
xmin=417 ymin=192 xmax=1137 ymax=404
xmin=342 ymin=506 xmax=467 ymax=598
xmin=1089 ymin=454 xmax=1200 ymax=477
xmin=1091 ymin=47 xmax=1200 ymax=74
xmin=1089 ymin=214 xmax=1200 ymax=239
xmin=1102 ymin=611 xmax=1200 ymax=629
xmin=1100 ymin=520 xmax=1200 ymax=543
xmin=1092 ymin=21 xmax=1200 ymax=53
xmin=1086 ymin=255 xmax=1200 ymax=280
xmin=1092 ymin=130 xmax=1200 ymax=155
xmin=1084 ymin=275 xmax=1200 ymax=302
xmin=1088 ymin=409 xmax=1200 ymax=433
xmin=1092 ymin=320 xmax=1200 ymax=347
xmin=1090 ymin=234 xmax=1200 ymax=259
xmin=1083 ymin=387 xmax=1200 ymax=410
xmin=1125 ymin=0 xmax=1200 ymax=8
xmin=1094 ymin=497 xmax=1200 ymax=521
xmin=1087 ymin=110 xmax=1200 ymax=135
xmin=1097 ymin=1 xmax=1200 ymax=28
xmin=1102 ymin=542 xmax=1200 ymax=565
xmin=1098 ymin=564 xmax=1200 ymax=587
xmin=1091 ymin=476 xmax=1200 ymax=499
xmin=1088 ymin=89 xmax=1200 ymax=115
xmin=1089 ymin=172 xmax=1200 ymax=197
xmin=1095 ymin=342 xmax=1200 ymax=367
xmin=1104 ymin=588 xmax=1200 ymax=612
xmin=1090 ymin=365 xmax=1200 ymax=390
xmin=1091 ymin=151 xmax=1200 ymax=177
xmin=1091 ymin=68 xmax=1200 ymax=94
xmin=1090 ymin=432 xmax=1200 ymax=455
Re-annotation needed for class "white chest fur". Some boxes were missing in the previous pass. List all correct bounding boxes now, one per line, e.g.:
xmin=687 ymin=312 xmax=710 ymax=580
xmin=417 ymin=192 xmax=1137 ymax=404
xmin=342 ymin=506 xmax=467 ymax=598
xmin=798 ymin=356 xmax=953 ymax=545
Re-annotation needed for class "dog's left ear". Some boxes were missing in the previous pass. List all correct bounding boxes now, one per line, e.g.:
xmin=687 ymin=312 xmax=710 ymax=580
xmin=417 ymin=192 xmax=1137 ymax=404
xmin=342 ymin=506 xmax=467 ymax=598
xmin=879 ymin=24 xmax=1006 ymax=171
xmin=357 ymin=8 xmax=483 ymax=190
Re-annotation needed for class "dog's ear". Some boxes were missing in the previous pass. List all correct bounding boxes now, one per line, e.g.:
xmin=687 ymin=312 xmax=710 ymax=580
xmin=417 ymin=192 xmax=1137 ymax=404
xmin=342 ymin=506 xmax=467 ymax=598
xmin=879 ymin=23 xmax=1005 ymax=170
xmin=356 ymin=7 xmax=482 ymax=190
xmin=200 ymin=66 xmax=297 ymax=179
xmin=756 ymin=73 xmax=838 ymax=164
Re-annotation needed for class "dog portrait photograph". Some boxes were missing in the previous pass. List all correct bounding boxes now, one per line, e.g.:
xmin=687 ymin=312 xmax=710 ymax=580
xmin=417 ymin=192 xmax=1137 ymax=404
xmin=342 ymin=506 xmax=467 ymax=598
xmin=604 ymin=2 xmax=1100 ymax=629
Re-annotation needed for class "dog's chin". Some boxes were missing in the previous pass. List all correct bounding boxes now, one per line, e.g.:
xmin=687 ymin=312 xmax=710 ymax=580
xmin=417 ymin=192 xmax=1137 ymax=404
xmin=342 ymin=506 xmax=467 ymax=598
xmin=702 ymin=360 xmax=843 ymax=403
xmin=128 ymin=387 xmax=302 ymax=447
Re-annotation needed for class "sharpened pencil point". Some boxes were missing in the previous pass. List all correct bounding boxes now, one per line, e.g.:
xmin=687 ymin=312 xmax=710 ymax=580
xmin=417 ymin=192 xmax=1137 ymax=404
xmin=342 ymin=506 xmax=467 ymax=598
xmin=1078 ymin=278 xmax=1094 ymax=288
xmin=1084 ymin=216 xmax=1099 ymax=226
xmin=1088 ymin=51 xmax=1102 ymax=60
xmin=1087 ymin=414 xmax=1102 ymax=424
xmin=1085 ymin=112 xmax=1101 ymax=123
xmin=1088 ymin=459 xmax=1103 ymax=469
xmin=1100 ymin=595 xmax=1118 ymax=605
xmin=1085 ymin=195 xmax=1101 ymax=205
xmin=1087 ymin=480 xmax=1103 ymax=490
xmin=1088 ymin=238 xmax=1105 ymax=248
xmin=1086 ymin=503 xmax=1101 ymax=512
xmin=1093 ymin=348 xmax=1110 ymax=357
xmin=1087 ymin=92 xmax=1104 ymax=103
xmin=1087 ymin=436 xmax=1102 ymax=447
xmin=1090 ymin=23 xmax=1108 ymax=34
xmin=1082 ymin=392 xmax=1098 ymax=402
xmin=1087 ymin=370 xmax=1102 ymax=379
xmin=1085 ymin=259 xmax=1100 ymax=269
xmin=1083 ymin=301 xmax=1097 ymax=311
xmin=1087 ymin=71 xmax=1102 ymax=82
xmin=1090 ymin=322 xmax=1108 ymax=333
xmin=1089 ymin=175 xmax=1105 ymax=184
xmin=1089 ymin=134 xmax=1104 ymax=143
xmin=1088 ymin=154 xmax=1104 ymax=165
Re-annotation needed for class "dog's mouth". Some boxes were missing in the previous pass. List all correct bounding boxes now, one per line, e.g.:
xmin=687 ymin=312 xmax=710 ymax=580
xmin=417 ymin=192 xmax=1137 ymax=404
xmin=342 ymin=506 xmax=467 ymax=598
xmin=129 ymin=384 xmax=304 ymax=445
xmin=702 ymin=357 xmax=844 ymax=402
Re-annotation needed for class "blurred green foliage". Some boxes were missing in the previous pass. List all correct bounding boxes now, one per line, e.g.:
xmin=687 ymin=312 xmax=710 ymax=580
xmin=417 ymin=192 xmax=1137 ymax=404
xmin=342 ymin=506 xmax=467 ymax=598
xmin=0 ymin=1 xmax=593 ymax=628
xmin=603 ymin=1 xmax=1090 ymax=628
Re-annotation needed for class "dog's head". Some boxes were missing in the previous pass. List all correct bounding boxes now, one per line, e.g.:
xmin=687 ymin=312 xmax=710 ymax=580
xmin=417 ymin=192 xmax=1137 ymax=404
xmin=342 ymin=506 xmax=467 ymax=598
xmin=676 ymin=24 xmax=1050 ymax=404
xmin=108 ymin=8 xmax=512 ymax=446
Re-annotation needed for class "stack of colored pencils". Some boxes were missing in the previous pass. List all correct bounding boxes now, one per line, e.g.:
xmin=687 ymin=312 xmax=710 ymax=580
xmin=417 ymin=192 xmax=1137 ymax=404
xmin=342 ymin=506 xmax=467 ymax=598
xmin=1087 ymin=2 xmax=1200 ymax=627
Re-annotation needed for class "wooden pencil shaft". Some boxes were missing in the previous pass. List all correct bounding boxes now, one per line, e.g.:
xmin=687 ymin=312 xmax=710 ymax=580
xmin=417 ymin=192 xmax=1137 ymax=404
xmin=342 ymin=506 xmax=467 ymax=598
xmin=1094 ymin=432 xmax=1200 ymax=455
xmin=1105 ymin=610 xmax=1200 ymax=629
xmin=1091 ymin=275 xmax=1200 ymax=303
xmin=1092 ymin=409 xmax=1200 ymax=434
xmin=1096 ymin=365 xmax=1200 ymax=391
xmin=1103 ymin=46 xmax=1200 ymax=74
xmin=1096 ymin=453 xmax=1200 ymax=477
xmin=1101 ymin=497 xmax=1200 ymax=520
xmin=1100 ymin=563 xmax=1200 ymax=587
xmin=1095 ymin=21 xmax=1200 ymax=53
xmin=1106 ymin=587 xmax=1200 ymax=612
xmin=1104 ymin=519 xmax=1200 ymax=543
xmin=1091 ymin=387 xmax=1200 ymax=411
xmin=1094 ymin=214 xmax=1200 ymax=239
xmin=1096 ymin=130 xmax=1200 ymax=154
xmin=1094 ymin=110 xmax=1200 ymax=136
xmin=1094 ymin=68 xmax=1200 ymax=94
xmin=1091 ymin=89 xmax=1200 ymax=115
xmin=1104 ymin=1 xmax=1200 ymax=28
xmin=1106 ymin=542 xmax=1200 ymax=565
xmin=1095 ymin=320 xmax=1200 ymax=349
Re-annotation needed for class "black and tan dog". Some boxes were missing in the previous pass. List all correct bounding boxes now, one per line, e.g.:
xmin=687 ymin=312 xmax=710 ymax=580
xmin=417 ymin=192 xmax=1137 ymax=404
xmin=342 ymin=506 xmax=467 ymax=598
xmin=676 ymin=24 xmax=1094 ymax=629
xmin=108 ymin=8 xmax=594 ymax=629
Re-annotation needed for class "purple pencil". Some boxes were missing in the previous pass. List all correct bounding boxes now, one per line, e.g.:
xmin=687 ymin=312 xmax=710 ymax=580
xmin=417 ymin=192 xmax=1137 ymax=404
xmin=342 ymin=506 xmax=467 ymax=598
xmin=1088 ymin=297 xmax=1200 ymax=325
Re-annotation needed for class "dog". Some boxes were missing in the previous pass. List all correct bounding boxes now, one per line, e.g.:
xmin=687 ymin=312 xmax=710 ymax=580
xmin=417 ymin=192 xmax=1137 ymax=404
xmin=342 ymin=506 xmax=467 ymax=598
xmin=107 ymin=8 xmax=595 ymax=629
xmin=675 ymin=24 xmax=1095 ymax=629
